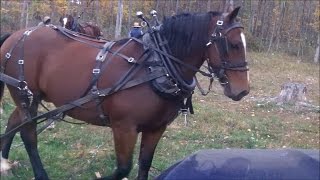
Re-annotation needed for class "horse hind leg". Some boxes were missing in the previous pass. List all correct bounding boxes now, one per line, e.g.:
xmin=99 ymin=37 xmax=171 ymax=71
xmin=1 ymin=108 xmax=20 ymax=174
xmin=19 ymin=94 xmax=49 ymax=180
xmin=20 ymin=119 xmax=49 ymax=180
xmin=1 ymin=94 xmax=48 ymax=179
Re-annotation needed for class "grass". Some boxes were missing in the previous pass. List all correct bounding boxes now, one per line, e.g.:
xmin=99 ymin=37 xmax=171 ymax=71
xmin=0 ymin=52 xmax=319 ymax=179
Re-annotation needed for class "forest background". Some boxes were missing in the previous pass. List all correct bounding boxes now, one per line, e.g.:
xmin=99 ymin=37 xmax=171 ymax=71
xmin=1 ymin=0 xmax=319 ymax=63
xmin=1 ymin=1 xmax=319 ymax=179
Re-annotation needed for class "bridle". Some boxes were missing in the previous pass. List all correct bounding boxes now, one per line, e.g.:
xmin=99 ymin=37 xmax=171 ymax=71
xmin=205 ymin=18 xmax=249 ymax=85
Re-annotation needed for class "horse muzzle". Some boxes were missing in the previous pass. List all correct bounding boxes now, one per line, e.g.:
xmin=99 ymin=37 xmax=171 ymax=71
xmin=226 ymin=89 xmax=249 ymax=101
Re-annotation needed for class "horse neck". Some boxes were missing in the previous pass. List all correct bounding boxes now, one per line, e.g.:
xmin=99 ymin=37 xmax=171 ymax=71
xmin=179 ymin=55 xmax=205 ymax=81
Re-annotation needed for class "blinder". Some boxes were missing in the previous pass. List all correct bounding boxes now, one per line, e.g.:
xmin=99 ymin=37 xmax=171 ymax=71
xmin=206 ymin=18 xmax=248 ymax=85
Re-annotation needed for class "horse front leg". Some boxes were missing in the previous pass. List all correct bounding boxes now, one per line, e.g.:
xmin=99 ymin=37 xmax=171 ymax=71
xmin=99 ymin=125 xmax=138 ymax=180
xmin=137 ymin=126 xmax=166 ymax=180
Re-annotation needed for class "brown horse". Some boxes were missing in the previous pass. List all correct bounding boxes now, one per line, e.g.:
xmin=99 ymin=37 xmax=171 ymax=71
xmin=59 ymin=14 xmax=102 ymax=38
xmin=0 ymin=7 xmax=249 ymax=180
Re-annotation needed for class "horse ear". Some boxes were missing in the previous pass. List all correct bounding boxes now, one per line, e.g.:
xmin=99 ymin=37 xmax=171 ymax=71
xmin=227 ymin=6 xmax=241 ymax=22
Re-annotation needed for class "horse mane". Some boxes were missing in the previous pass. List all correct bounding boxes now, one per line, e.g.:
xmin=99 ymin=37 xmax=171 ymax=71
xmin=160 ymin=11 xmax=221 ymax=59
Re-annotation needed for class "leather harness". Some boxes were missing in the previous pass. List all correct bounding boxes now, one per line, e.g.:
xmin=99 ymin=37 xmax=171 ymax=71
xmin=0 ymin=18 xmax=248 ymax=138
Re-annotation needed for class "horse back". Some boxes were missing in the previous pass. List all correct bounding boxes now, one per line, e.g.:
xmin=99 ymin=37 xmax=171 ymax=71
xmin=1 ymin=27 xmax=100 ymax=102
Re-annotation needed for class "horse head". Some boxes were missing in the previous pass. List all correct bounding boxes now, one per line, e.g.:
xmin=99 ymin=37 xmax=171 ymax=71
xmin=59 ymin=14 xmax=74 ymax=29
xmin=205 ymin=7 xmax=249 ymax=101
xmin=160 ymin=7 xmax=249 ymax=101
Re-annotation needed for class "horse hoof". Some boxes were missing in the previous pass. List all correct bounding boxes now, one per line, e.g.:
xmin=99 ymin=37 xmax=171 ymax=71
xmin=0 ymin=157 xmax=12 ymax=174
xmin=47 ymin=122 xmax=56 ymax=130
xmin=95 ymin=175 xmax=128 ymax=180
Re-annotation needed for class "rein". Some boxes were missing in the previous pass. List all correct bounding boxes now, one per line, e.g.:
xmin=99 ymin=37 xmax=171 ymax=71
xmin=131 ymin=37 xmax=212 ymax=78
xmin=55 ymin=25 xmax=106 ymax=48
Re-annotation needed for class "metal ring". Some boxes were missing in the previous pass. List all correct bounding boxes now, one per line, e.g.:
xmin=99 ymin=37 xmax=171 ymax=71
xmin=5 ymin=53 xmax=11 ymax=59
xmin=128 ymin=57 xmax=135 ymax=63
xmin=23 ymin=30 xmax=32 ymax=36
xmin=92 ymin=69 xmax=100 ymax=74
xmin=217 ymin=20 xmax=223 ymax=25
xmin=97 ymin=55 xmax=104 ymax=61
xmin=18 ymin=60 xmax=24 ymax=64
xmin=141 ymin=21 xmax=147 ymax=27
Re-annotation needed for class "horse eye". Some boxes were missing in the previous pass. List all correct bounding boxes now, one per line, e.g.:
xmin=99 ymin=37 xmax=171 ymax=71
xmin=230 ymin=42 xmax=243 ymax=50
xmin=230 ymin=43 xmax=240 ymax=49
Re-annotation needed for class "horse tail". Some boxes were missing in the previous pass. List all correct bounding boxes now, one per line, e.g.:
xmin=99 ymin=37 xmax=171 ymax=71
xmin=0 ymin=33 xmax=11 ymax=101
xmin=0 ymin=79 xmax=4 ymax=102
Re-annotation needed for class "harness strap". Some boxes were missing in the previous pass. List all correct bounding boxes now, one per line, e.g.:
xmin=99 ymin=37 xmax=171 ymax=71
xmin=1 ymin=29 xmax=38 ymax=110
xmin=195 ymin=75 xmax=214 ymax=96
xmin=151 ymin=31 xmax=195 ymax=94
xmin=91 ymin=41 xmax=116 ymax=123
xmin=0 ymin=73 xmax=21 ymax=88
xmin=56 ymin=26 xmax=104 ymax=49
xmin=0 ymin=70 xmax=165 ymax=139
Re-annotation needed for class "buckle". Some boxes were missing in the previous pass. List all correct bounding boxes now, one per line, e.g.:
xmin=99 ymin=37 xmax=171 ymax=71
xmin=5 ymin=53 xmax=11 ymax=59
xmin=96 ymin=54 xmax=105 ymax=61
xmin=92 ymin=69 xmax=100 ymax=74
xmin=23 ymin=30 xmax=32 ymax=36
xmin=18 ymin=60 xmax=24 ymax=64
xmin=18 ymin=81 xmax=28 ymax=90
xmin=217 ymin=20 xmax=223 ymax=26
xmin=128 ymin=57 xmax=135 ymax=63
xmin=212 ymin=32 xmax=222 ymax=38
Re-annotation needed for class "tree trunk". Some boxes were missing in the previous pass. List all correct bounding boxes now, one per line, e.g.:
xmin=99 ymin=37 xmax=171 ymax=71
xmin=267 ymin=13 xmax=277 ymax=52
xmin=155 ymin=0 xmax=160 ymax=10
xmin=50 ymin=0 xmax=55 ymax=24
xmin=252 ymin=0 xmax=262 ymax=36
xmin=248 ymin=0 xmax=254 ymax=33
xmin=224 ymin=0 xmax=234 ymax=12
xmin=297 ymin=0 xmax=307 ymax=58
xmin=20 ymin=0 xmax=28 ymax=29
xmin=207 ymin=0 xmax=211 ymax=12
xmin=275 ymin=1 xmax=286 ymax=51
xmin=24 ymin=2 xmax=30 ymax=28
xmin=314 ymin=34 xmax=320 ymax=63
xmin=115 ymin=0 xmax=123 ymax=39
xmin=95 ymin=0 xmax=99 ymax=23
xmin=108 ymin=0 xmax=114 ymax=37
xmin=175 ymin=0 xmax=179 ymax=13
xmin=258 ymin=0 xmax=269 ymax=51
xmin=128 ymin=0 xmax=132 ymax=29
xmin=188 ymin=0 xmax=192 ymax=11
